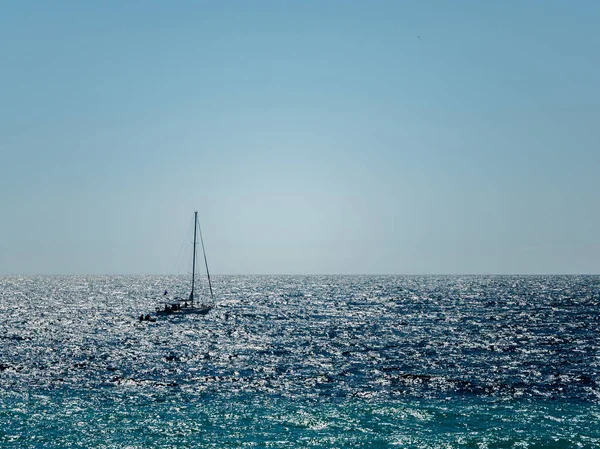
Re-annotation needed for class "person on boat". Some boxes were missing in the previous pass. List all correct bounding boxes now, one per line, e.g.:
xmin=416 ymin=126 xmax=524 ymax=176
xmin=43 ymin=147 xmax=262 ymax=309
xmin=144 ymin=314 xmax=151 ymax=321
xmin=139 ymin=314 xmax=144 ymax=322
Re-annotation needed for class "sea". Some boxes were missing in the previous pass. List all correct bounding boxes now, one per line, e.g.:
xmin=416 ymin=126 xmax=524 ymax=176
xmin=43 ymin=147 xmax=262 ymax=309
xmin=1 ymin=275 xmax=598 ymax=448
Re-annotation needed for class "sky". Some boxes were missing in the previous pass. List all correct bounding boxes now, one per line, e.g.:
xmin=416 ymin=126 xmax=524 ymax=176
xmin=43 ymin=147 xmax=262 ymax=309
xmin=1 ymin=1 xmax=599 ymax=275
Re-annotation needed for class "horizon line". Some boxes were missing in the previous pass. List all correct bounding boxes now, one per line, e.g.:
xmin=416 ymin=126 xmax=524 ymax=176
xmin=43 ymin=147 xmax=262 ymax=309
xmin=1 ymin=272 xmax=598 ymax=277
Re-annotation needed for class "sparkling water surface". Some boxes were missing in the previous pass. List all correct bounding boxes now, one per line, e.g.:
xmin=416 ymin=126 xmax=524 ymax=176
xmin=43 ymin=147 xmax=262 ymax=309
xmin=1 ymin=275 xmax=599 ymax=448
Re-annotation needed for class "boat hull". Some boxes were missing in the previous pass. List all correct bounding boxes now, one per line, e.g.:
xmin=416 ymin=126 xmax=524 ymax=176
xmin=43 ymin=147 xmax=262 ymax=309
xmin=155 ymin=305 xmax=213 ymax=316
xmin=180 ymin=306 xmax=213 ymax=315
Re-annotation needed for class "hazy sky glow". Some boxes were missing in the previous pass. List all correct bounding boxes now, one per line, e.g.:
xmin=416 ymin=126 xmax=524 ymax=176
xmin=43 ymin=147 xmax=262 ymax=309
xmin=1 ymin=1 xmax=599 ymax=274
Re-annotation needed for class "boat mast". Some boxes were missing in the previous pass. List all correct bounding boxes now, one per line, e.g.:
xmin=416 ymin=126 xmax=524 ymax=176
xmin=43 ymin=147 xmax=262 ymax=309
xmin=190 ymin=211 xmax=198 ymax=305
xmin=198 ymin=220 xmax=214 ymax=300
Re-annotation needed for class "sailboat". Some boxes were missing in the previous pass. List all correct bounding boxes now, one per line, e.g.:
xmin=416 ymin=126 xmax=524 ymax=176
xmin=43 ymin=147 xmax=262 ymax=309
xmin=155 ymin=211 xmax=215 ymax=316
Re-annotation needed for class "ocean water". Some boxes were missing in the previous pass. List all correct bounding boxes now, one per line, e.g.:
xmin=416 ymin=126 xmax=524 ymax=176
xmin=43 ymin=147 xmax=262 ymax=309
xmin=1 ymin=275 xmax=599 ymax=448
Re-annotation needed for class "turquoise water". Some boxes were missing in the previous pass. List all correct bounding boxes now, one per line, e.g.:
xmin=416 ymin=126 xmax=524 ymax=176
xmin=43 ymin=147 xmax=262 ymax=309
xmin=7 ymin=390 xmax=599 ymax=448
xmin=5 ymin=388 xmax=600 ymax=448
xmin=1 ymin=275 xmax=599 ymax=447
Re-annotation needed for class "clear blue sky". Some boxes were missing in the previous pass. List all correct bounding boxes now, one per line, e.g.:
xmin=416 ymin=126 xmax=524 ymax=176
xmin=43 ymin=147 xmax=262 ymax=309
xmin=1 ymin=1 xmax=599 ymax=274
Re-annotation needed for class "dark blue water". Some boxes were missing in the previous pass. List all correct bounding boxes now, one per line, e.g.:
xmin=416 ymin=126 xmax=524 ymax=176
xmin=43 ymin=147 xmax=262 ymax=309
xmin=1 ymin=275 xmax=599 ymax=447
